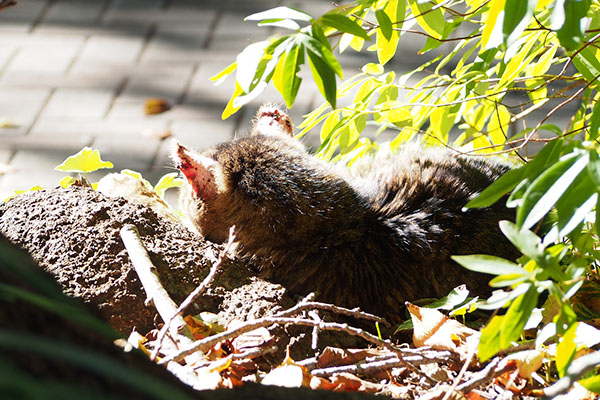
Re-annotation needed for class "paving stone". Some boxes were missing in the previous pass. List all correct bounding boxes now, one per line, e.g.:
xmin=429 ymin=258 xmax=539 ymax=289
xmin=140 ymin=24 xmax=211 ymax=63
xmin=41 ymin=0 xmax=107 ymax=25
xmin=2 ymin=35 xmax=84 ymax=79
xmin=90 ymin=134 xmax=162 ymax=175
xmin=0 ymin=88 xmax=51 ymax=134
xmin=210 ymin=13 xmax=272 ymax=49
xmin=0 ymin=0 xmax=47 ymax=32
xmin=30 ymin=117 xmax=168 ymax=138
xmin=107 ymin=64 xmax=195 ymax=117
xmin=169 ymin=118 xmax=235 ymax=146
xmin=42 ymin=88 xmax=115 ymax=119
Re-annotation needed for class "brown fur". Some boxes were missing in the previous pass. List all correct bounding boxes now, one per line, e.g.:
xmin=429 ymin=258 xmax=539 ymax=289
xmin=175 ymin=130 xmax=517 ymax=319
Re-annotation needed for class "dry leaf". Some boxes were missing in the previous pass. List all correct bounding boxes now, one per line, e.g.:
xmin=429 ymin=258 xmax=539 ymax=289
xmin=262 ymin=364 xmax=306 ymax=388
xmin=309 ymin=375 xmax=338 ymax=391
xmin=407 ymin=302 xmax=478 ymax=353
xmin=386 ymin=383 xmax=410 ymax=399
xmin=231 ymin=326 xmax=273 ymax=354
xmin=144 ymin=97 xmax=171 ymax=115
xmin=502 ymin=349 xmax=545 ymax=378
xmin=317 ymin=347 xmax=387 ymax=368
xmin=329 ymin=372 xmax=383 ymax=393
xmin=262 ymin=353 xmax=311 ymax=388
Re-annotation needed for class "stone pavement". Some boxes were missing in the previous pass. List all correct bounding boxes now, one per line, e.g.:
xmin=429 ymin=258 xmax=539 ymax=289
xmin=0 ymin=0 xmax=363 ymax=201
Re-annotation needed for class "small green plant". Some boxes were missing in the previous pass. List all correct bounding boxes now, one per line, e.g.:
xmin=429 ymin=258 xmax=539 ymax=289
xmin=5 ymin=147 xmax=182 ymax=204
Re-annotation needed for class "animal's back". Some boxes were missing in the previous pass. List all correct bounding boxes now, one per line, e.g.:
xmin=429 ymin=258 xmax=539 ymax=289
xmin=173 ymin=110 xmax=517 ymax=319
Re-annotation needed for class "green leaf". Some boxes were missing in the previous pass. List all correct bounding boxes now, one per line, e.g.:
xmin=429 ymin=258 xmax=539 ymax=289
xmin=556 ymin=322 xmax=578 ymax=378
xmin=258 ymin=18 xmax=301 ymax=30
xmin=502 ymin=0 xmax=536 ymax=47
xmin=424 ymin=285 xmax=470 ymax=310
xmin=552 ymin=0 xmax=592 ymax=50
xmin=302 ymin=33 xmax=343 ymax=78
xmin=375 ymin=8 xmax=392 ymax=40
xmin=500 ymin=283 xmax=538 ymax=348
xmin=407 ymin=0 xmax=445 ymax=40
xmin=580 ymin=374 xmax=600 ymax=394
xmin=273 ymin=41 xmax=304 ymax=108
xmin=320 ymin=14 xmax=370 ymax=40
xmin=489 ymin=273 xmax=529 ymax=288
xmin=307 ymin=46 xmax=337 ymax=108
xmin=465 ymin=167 xmax=525 ymax=208
xmin=555 ymin=174 xmax=597 ymax=238
xmin=451 ymin=254 xmax=527 ymax=276
xmin=479 ymin=314 xmax=503 ymax=361
xmin=245 ymin=6 xmax=313 ymax=22
xmin=55 ymin=147 xmax=113 ymax=174
xmin=589 ymin=99 xmax=600 ymax=141
xmin=517 ymin=151 xmax=589 ymax=230
xmin=573 ymin=47 xmax=600 ymax=90
xmin=499 ymin=220 xmax=546 ymax=261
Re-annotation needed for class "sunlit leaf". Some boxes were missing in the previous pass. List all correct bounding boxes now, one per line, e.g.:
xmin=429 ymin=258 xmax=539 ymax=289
xmin=479 ymin=315 xmax=503 ymax=361
xmin=55 ymin=147 xmax=114 ymax=174
xmin=482 ymin=0 xmax=506 ymax=49
xmin=245 ymin=6 xmax=313 ymax=22
xmin=307 ymin=46 xmax=337 ymax=108
xmin=58 ymin=176 xmax=76 ymax=189
xmin=517 ymin=151 xmax=589 ymax=230
xmin=407 ymin=0 xmax=445 ymax=40
xmin=209 ymin=62 xmax=236 ymax=85
xmin=376 ymin=0 xmax=404 ymax=65
xmin=320 ymin=14 xmax=370 ymax=40
xmin=552 ymin=0 xmax=592 ymax=50
xmin=556 ymin=322 xmax=578 ymax=378
xmin=452 ymin=254 xmax=527 ymax=276
xmin=500 ymin=284 xmax=538 ymax=349
xmin=573 ymin=47 xmax=600 ymax=90
xmin=154 ymin=173 xmax=184 ymax=199
xmin=502 ymin=0 xmax=536 ymax=47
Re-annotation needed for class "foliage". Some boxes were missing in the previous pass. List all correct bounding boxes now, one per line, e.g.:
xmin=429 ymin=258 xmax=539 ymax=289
xmin=215 ymin=0 xmax=600 ymax=392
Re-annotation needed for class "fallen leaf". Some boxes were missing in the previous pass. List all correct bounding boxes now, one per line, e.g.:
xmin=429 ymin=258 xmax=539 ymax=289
xmin=230 ymin=323 xmax=273 ymax=355
xmin=144 ymin=98 xmax=171 ymax=115
xmin=502 ymin=349 xmax=545 ymax=378
xmin=317 ymin=347 xmax=387 ymax=368
xmin=407 ymin=302 xmax=479 ymax=353
xmin=262 ymin=364 xmax=306 ymax=388
xmin=262 ymin=352 xmax=311 ymax=388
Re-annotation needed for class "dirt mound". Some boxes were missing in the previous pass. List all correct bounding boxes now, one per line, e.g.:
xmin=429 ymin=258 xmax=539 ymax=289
xmin=0 ymin=186 xmax=293 ymax=334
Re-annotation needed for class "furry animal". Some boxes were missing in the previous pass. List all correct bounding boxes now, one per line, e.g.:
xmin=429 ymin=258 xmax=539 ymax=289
xmin=172 ymin=106 xmax=516 ymax=318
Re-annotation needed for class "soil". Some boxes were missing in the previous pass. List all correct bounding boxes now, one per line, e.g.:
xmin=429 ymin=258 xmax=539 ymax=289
xmin=0 ymin=186 xmax=295 ymax=335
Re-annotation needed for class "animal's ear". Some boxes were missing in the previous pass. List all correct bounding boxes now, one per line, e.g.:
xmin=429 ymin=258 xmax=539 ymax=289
xmin=171 ymin=141 xmax=224 ymax=201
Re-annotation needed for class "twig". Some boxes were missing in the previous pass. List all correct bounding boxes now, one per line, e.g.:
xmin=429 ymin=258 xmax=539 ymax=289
xmin=120 ymin=224 xmax=186 ymax=336
xmin=310 ymin=349 xmax=458 ymax=377
xmin=543 ymin=350 xmax=600 ymax=398
xmin=120 ymin=224 xmax=198 ymax=366
xmin=150 ymin=226 xmax=236 ymax=361
xmin=157 ymin=315 xmax=438 ymax=385
xmin=275 ymin=299 xmax=389 ymax=326
xmin=442 ymin=337 xmax=477 ymax=400
xmin=455 ymin=358 xmax=516 ymax=393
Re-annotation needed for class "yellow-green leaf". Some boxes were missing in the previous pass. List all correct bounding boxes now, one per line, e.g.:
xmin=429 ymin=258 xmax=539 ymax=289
xmin=209 ymin=62 xmax=237 ymax=85
xmin=55 ymin=147 xmax=114 ymax=174
xmin=59 ymin=176 xmax=76 ymax=188
xmin=376 ymin=0 xmax=404 ymax=65
xmin=222 ymin=82 xmax=244 ymax=119
xmin=407 ymin=0 xmax=445 ymax=40
xmin=154 ymin=172 xmax=184 ymax=199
